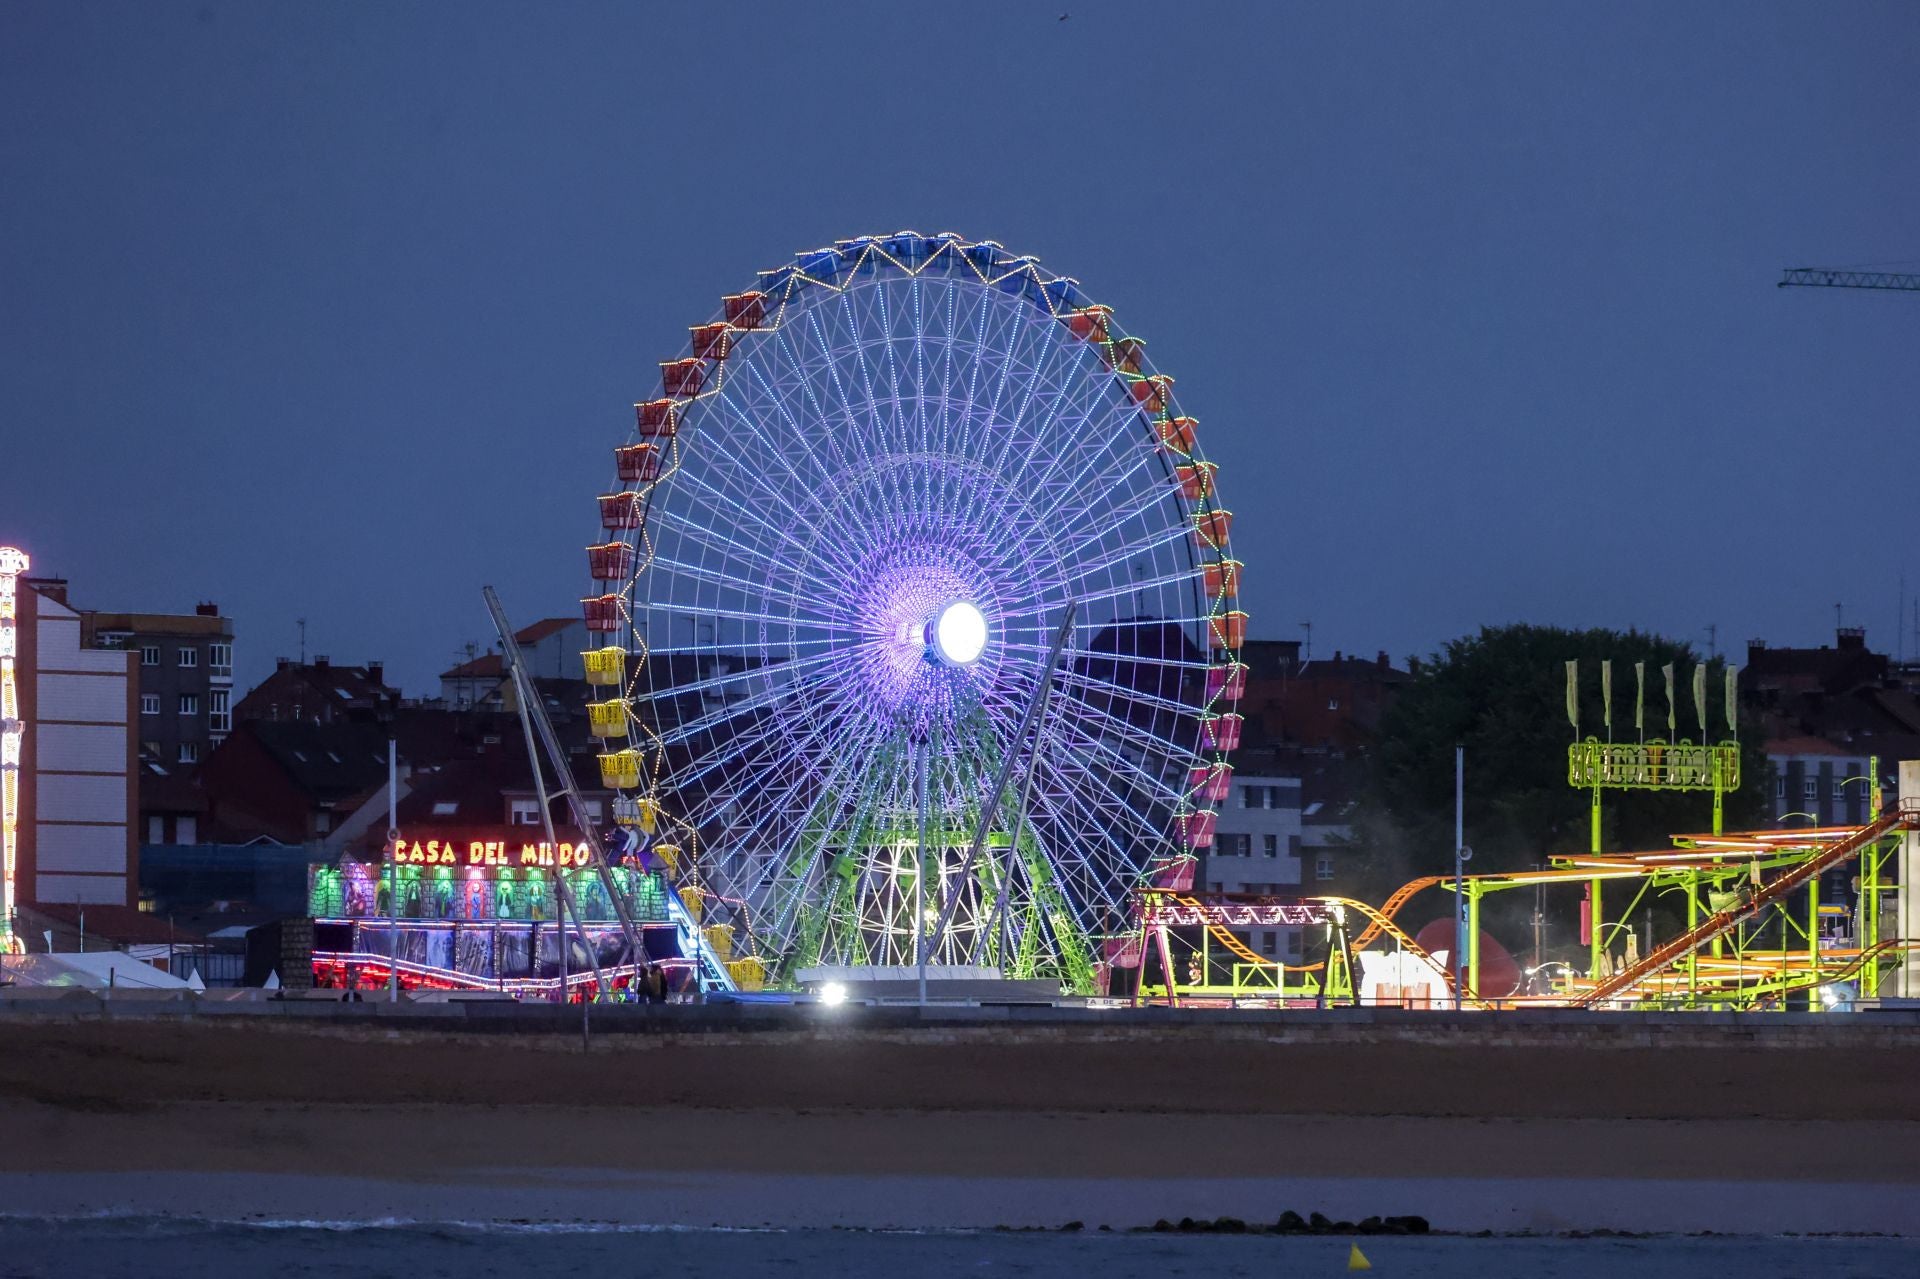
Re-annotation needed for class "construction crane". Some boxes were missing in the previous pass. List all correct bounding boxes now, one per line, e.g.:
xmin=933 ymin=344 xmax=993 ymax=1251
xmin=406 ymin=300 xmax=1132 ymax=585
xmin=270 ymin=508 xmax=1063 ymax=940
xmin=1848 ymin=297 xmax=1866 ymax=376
xmin=1778 ymin=267 xmax=1920 ymax=292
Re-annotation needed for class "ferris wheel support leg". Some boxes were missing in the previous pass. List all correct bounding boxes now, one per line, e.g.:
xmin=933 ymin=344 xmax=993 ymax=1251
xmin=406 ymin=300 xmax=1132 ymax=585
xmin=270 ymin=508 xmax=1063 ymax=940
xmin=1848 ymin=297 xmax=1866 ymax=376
xmin=484 ymin=587 xmax=626 ymax=1002
xmin=926 ymin=600 xmax=1077 ymax=976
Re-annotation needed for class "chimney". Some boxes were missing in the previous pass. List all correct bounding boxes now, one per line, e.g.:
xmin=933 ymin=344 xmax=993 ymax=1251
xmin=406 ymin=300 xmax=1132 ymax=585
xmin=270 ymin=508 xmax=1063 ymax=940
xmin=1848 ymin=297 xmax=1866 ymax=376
xmin=195 ymin=601 xmax=219 ymax=617
xmin=1837 ymin=627 xmax=1866 ymax=651
xmin=1332 ymin=650 xmax=1342 ymax=663
xmin=314 ymin=655 xmax=330 ymax=670
xmin=368 ymin=661 xmax=385 ymax=687
xmin=1376 ymin=650 xmax=1389 ymax=671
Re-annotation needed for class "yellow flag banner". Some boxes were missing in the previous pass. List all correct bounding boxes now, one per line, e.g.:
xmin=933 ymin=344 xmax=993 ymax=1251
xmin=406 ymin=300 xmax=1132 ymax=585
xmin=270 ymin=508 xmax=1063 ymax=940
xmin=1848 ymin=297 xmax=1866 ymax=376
xmin=1601 ymin=660 xmax=1613 ymax=730
xmin=1634 ymin=661 xmax=1646 ymax=737
xmin=1663 ymin=663 xmax=1677 ymax=735
xmin=1692 ymin=664 xmax=1707 ymax=737
xmin=1566 ymin=660 xmax=1579 ymax=734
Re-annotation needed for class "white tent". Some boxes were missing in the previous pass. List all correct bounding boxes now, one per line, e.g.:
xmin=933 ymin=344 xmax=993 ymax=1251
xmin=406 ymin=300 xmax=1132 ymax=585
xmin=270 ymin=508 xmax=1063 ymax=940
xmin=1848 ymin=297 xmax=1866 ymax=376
xmin=1 ymin=952 xmax=192 ymax=990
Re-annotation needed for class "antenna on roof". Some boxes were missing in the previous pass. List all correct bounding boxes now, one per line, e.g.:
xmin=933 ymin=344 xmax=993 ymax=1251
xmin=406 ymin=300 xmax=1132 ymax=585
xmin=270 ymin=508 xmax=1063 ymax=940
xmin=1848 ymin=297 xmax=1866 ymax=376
xmin=297 ymin=617 xmax=307 ymax=665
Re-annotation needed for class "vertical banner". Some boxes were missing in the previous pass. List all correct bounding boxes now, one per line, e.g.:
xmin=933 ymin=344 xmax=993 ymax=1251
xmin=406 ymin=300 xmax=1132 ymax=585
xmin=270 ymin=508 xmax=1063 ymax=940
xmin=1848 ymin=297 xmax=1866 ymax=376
xmin=1692 ymin=665 xmax=1708 ymax=738
xmin=1601 ymin=660 xmax=1613 ymax=732
xmin=1724 ymin=665 xmax=1739 ymax=735
xmin=1662 ymin=663 xmax=1677 ymax=736
xmin=1634 ymin=662 xmax=1646 ymax=739
xmin=1565 ymin=659 xmax=1579 ymax=735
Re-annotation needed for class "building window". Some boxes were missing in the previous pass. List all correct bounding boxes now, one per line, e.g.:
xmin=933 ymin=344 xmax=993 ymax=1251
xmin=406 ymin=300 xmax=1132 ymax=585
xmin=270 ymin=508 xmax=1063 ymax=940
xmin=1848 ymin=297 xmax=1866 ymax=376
xmin=208 ymin=643 xmax=232 ymax=676
xmin=1261 ymin=932 xmax=1278 ymax=956
xmin=1238 ymin=786 xmax=1255 ymax=809
xmin=1774 ymin=776 xmax=1785 ymax=799
xmin=509 ymin=798 xmax=541 ymax=826
xmin=1328 ymin=698 xmax=1340 ymax=711
xmin=140 ymin=645 xmax=161 ymax=666
xmin=1315 ymin=853 xmax=1335 ymax=881
xmin=1803 ymin=779 xmax=1818 ymax=799
xmin=1263 ymin=833 xmax=1279 ymax=857
xmin=1266 ymin=786 xmax=1285 ymax=809
xmin=208 ymin=689 xmax=231 ymax=733
xmin=140 ymin=693 xmax=160 ymax=716
xmin=1286 ymin=931 xmax=1302 ymax=957
xmin=178 ymin=694 xmax=199 ymax=716
xmin=583 ymin=798 xmax=605 ymax=821
xmin=178 ymin=741 xmax=200 ymax=765
xmin=178 ymin=647 xmax=197 ymax=668
xmin=431 ymin=801 xmax=459 ymax=816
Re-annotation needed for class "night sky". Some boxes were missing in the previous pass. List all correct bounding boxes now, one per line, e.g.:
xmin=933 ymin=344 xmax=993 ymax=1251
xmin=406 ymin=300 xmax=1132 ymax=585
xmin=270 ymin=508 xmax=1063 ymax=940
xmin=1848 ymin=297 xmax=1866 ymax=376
xmin=3 ymin=3 xmax=1916 ymax=696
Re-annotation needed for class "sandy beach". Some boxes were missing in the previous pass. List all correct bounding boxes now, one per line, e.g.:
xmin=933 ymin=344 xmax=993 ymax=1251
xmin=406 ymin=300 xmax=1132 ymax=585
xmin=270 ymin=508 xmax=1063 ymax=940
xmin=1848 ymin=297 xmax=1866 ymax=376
xmin=0 ymin=1014 xmax=1915 ymax=1233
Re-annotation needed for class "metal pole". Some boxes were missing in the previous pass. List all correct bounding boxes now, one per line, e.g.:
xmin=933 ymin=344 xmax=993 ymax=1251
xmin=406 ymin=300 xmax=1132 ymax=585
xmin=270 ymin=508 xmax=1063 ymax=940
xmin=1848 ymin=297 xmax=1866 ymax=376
xmin=1453 ymin=745 xmax=1465 ymax=1010
xmin=916 ymin=741 xmax=929 ymax=1005
xmin=387 ymin=735 xmax=398 ymax=1002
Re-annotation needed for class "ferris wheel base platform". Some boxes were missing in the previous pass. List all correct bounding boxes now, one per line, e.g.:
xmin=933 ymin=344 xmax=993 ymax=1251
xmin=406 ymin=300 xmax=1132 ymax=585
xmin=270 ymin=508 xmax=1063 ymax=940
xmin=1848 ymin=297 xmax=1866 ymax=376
xmin=796 ymin=965 xmax=1062 ymax=1002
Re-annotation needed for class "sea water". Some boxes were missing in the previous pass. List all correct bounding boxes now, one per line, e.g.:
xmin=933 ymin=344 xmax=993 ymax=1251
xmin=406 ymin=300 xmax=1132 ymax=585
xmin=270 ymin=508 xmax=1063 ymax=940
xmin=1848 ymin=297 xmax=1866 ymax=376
xmin=0 ymin=1218 xmax=1909 ymax=1279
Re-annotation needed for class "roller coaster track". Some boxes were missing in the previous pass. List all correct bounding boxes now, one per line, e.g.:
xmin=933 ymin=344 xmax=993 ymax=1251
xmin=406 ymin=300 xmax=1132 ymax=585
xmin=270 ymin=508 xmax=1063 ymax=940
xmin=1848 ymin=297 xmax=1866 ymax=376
xmin=1349 ymin=876 xmax=1444 ymax=949
xmin=1169 ymin=895 xmax=1326 ymax=973
xmin=1166 ymin=893 xmax=1468 ymax=1000
xmin=1574 ymin=807 xmax=1915 ymax=1007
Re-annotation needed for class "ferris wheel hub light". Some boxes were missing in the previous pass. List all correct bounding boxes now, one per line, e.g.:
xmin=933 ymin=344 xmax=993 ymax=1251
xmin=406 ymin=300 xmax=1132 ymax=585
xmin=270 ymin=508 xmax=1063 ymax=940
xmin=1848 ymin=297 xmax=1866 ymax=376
xmin=929 ymin=601 xmax=988 ymax=665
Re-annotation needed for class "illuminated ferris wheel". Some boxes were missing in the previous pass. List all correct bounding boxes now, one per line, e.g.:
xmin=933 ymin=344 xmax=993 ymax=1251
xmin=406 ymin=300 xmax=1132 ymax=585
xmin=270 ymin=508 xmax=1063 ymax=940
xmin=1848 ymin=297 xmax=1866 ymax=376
xmin=582 ymin=233 xmax=1246 ymax=993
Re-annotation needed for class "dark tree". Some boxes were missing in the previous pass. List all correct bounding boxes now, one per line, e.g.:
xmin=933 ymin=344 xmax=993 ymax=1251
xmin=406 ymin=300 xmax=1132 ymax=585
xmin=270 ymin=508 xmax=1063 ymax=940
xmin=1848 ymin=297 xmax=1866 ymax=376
xmin=1351 ymin=625 xmax=1769 ymax=905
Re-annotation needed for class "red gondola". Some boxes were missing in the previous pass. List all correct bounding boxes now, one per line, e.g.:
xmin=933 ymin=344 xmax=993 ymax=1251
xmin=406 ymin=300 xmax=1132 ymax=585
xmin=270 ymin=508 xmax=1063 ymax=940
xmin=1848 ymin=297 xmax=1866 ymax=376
xmin=1203 ymin=558 xmax=1241 ymax=600
xmin=598 ymin=492 xmax=643 ymax=531
xmin=616 ymin=442 xmax=661 ymax=484
xmin=1175 ymin=461 xmax=1216 ymax=501
xmin=582 ymin=595 xmax=623 ymax=632
xmin=723 ymin=291 xmax=766 ymax=329
xmin=587 ymin=542 xmax=636 ymax=582
xmin=1210 ymin=610 xmax=1248 ymax=651
xmin=1157 ymin=416 xmax=1198 ymax=455
xmin=690 ymin=323 xmax=733 ymax=361
xmin=1066 ymin=305 xmax=1112 ymax=341
xmin=635 ymin=400 xmax=679 ymax=437
xmin=1130 ymin=375 xmax=1173 ymax=414
xmin=661 ymin=359 xmax=706 ymax=398
xmin=1193 ymin=509 xmax=1233 ymax=549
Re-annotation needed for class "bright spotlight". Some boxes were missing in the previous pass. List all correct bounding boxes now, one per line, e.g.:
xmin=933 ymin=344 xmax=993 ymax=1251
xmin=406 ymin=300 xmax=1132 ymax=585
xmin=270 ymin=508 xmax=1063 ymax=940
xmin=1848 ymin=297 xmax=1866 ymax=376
xmin=930 ymin=600 xmax=987 ymax=665
xmin=820 ymin=981 xmax=848 ymax=1007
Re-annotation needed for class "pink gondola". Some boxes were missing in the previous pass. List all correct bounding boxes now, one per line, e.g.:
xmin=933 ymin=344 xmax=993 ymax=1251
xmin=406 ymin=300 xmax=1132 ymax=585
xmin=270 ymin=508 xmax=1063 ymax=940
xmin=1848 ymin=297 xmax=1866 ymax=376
xmin=1200 ymin=713 xmax=1243 ymax=752
xmin=615 ymin=442 xmax=661 ymax=484
xmin=1187 ymin=762 xmax=1234 ymax=805
xmin=1205 ymin=663 xmax=1247 ymax=703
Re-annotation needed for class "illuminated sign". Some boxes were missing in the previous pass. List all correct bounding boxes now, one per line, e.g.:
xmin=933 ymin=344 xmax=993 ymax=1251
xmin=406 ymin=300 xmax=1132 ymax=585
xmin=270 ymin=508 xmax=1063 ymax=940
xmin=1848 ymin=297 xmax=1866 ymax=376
xmin=387 ymin=833 xmax=596 ymax=870
xmin=0 ymin=545 xmax=25 ymax=954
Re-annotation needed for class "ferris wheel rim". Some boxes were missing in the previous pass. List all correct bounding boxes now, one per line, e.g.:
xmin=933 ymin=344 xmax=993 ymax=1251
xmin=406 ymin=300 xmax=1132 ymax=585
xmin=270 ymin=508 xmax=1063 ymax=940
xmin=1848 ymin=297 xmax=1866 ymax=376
xmin=584 ymin=232 xmax=1247 ymax=988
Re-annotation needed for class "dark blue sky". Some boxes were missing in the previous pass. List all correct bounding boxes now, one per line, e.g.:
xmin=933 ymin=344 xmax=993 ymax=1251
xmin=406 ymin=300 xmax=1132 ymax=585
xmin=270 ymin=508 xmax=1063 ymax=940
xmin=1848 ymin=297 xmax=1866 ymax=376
xmin=4 ymin=3 xmax=1917 ymax=695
